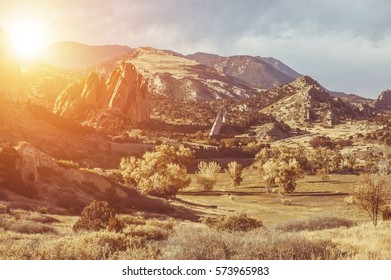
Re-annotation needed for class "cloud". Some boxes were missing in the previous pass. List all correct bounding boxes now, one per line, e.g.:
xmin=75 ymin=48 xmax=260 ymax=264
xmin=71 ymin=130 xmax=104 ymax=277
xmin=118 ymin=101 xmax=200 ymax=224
xmin=1 ymin=0 xmax=390 ymax=97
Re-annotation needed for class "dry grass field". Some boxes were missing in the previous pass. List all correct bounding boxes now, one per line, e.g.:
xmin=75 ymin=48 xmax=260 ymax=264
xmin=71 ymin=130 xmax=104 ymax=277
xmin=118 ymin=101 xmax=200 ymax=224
xmin=1 ymin=169 xmax=389 ymax=260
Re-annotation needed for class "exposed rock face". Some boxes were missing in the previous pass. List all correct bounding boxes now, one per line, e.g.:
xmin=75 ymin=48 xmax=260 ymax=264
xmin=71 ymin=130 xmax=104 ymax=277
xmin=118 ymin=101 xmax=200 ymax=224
xmin=14 ymin=141 xmax=118 ymax=196
xmin=373 ymin=90 xmax=391 ymax=111
xmin=262 ymin=76 xmax=372 ymax=126
xmin=187 ymin=52 xmax=294 ymax=89
xmin=15 ymin=141 xmax=62 ymax=182
xmin=54 ymin=61 xmax=149 ymax=123
xmin=209 ymin=111 xmax=227 ymax=136
xmin=106 ymin=61 xmax=149 ymax=122
xmin=256 ymin=123 xmax=291 ymax=140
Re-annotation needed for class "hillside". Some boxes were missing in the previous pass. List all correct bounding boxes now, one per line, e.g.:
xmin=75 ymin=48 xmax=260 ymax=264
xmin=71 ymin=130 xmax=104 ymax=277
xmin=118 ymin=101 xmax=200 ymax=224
xmin=373 ymin=89 xmax=391 ymax=111
xmin=39 ymin=41 xmax=132 ymax=69
xmin=260 ymin=76 xmax=374 ymax=126
xmin=187 ymin=52 xmax=295 ymax=89
xmin=93 ymin=47 xmax=259 ymax=101
xmin=256 ymin=56 xmax=301 ymax=79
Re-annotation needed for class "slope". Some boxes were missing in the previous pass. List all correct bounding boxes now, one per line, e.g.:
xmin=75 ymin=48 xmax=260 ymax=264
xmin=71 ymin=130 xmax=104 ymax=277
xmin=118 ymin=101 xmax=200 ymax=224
xmin=187 ymin=52 xmax=295 ymax=89
xmin=260 ymin=76 xmax=373 ymax=126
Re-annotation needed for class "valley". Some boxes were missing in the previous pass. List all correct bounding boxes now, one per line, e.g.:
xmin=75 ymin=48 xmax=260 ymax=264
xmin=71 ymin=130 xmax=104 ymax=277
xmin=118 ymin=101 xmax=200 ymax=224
xmin=1 ymin=33 xmax=391 ymax=260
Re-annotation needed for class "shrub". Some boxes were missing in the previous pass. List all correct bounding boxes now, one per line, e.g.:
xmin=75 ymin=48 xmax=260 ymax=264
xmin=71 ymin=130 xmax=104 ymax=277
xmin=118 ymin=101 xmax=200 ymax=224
xmin=274 ymin=215 xmax=356 ymax=232
xmin=344 ymin=196 xmax=356 ymax=205
xmin=200 ymin=213 xmax=263 ymax=232
xmin=107 ymin=216 xmax=125 ymax=232
xmin=309 ymin=136 xmax=335 ymax=149
xmin=280 ymin=198 xmax=293 ymax=205
xmin=162 ymin=225 xmax=342 ymax=260
xmin=196 ymin=161 xmax=221 ymax=191
xmin=162 ymin=226 xmax=232 ymax=260
xmin=56 ymin=159 xmax=80 ymax=169
xmin=0 ymin=202 xmax=9 ymax=214
xmin=73 ymin=200 xmax=116 ymax=232
xmin=7 ymin=220 xmax=58 ymax=234
xmin=25 ymin=212 xmax=60 ymax=224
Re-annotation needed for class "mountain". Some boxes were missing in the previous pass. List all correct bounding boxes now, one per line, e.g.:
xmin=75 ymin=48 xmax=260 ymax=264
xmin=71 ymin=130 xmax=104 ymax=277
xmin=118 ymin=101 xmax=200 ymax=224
xmin=39 ymin=41 xmax=132 ymax=69
xmin=256 ymin=56 xmax=301 ymax=79
xmin=373 ymin=89 xmax=391 ymax=111
xmin=186 ymin=52 xmax=295 ymax=89
xmin=260 ymin=76 xmax=373 ymax=126
xmin=94 ymin=47 xmax=258 ymax=101
xmin=54 ymin=61 xmax=149 ymax=131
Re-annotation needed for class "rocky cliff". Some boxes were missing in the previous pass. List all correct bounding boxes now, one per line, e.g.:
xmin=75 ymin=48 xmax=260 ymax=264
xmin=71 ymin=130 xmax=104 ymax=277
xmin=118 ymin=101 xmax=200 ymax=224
xmin=54 ymin=61 xmax=149 ymax=124
xmin=261 ymin=76 xmax=372 ymax=126
xmin=373 ymin=90 xmax=391 ymax=111
xmin=106 ymin=61 xmax=149 ymax=122
xmin=187 ymin=52 xmax=295 ymax=89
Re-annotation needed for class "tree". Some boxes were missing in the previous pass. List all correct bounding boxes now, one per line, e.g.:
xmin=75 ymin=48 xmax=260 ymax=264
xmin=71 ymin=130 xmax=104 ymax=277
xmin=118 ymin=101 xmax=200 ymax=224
xmin=354 ymin=174 xmax=390 ymax=226
xmin=196 ymin=161 xmax=221 ymax=191
xmin=226 ymin=161 xmax=244 ymax=188
xmin=313 ymin=147 xmax=333 ymax=181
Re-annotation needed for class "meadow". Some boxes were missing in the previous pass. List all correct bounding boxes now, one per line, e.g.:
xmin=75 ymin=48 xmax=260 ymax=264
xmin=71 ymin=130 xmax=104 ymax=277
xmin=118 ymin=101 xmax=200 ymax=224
xmin=1 ymin=171 xmax=390 ymax=260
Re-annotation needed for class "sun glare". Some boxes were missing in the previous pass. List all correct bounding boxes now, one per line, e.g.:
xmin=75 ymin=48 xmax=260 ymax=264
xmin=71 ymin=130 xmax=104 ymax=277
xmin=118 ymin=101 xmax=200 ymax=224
xmin=8 ymin=19 xmax=47 ymax=58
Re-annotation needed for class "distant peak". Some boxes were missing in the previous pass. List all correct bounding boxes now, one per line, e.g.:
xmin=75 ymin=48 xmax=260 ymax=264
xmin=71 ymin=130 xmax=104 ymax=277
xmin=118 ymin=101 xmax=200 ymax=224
xmin=295 ymin=75 xmax=319 ymax=86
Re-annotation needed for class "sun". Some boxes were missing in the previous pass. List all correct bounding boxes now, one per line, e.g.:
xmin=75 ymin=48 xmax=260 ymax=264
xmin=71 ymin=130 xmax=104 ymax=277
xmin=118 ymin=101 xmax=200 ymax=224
xmin=8 ymin=19 xmax=47 ymax=58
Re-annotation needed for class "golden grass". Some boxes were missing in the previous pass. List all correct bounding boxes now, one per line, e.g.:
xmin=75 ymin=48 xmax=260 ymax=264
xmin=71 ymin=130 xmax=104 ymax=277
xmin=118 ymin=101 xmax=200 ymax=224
xmin=305 ymin=222 xmax=391 ymax=260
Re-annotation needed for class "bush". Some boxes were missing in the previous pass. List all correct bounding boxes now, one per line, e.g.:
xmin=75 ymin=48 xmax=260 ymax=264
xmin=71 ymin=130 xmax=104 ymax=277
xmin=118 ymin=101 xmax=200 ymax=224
xmin=0 ymin=202 xmax=9 ymax=214
xmin=274 ymin=215 xmax=356 ymax=232
xmin=73 ymin=200 xmax=116 ymax=232
xmin=6 ymin=220 xmax=58 ymax=234
xmin=162 ymin=225 xmax=343 ymax=260
xmin=201 ymin=213 xmax=263 ymax=232
xmin=309 ymin=136 xmax=335 ymax=149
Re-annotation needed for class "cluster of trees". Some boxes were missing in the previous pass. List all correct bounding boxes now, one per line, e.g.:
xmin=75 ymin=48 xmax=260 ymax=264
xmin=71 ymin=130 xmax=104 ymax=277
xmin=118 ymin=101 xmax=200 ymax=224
xmin=120 ymin=144 xmax=245 ymax=196
xmin=118 ymin=143 xmax=390 ymax=227
xmin=120 ymin=144 xmax=194 ymax=197
xmin=254 ymin=145 xmax=305 ymax=194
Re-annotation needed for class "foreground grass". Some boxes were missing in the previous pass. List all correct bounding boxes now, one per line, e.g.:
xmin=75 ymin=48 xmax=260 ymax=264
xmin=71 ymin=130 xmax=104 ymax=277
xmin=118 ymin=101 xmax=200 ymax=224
xmin=0 ymin=211 xmax=390 ymax=260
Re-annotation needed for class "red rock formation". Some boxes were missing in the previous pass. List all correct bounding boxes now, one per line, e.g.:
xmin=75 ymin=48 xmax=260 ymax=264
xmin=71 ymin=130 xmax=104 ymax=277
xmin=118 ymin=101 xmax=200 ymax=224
xmin=106 ymin=61 xmax=149 ymax=122
xmin=54 ymin=61 xmax=149 ymax=123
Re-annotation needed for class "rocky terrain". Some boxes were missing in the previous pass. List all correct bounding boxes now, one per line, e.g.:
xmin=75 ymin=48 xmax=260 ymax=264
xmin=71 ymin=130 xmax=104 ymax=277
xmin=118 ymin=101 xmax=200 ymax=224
xmin=260 ymin=76 xmax=374 ymax=127
xmin=1 ymin=39 xmax=391 ymax=216
xmin=187 ymin=52 xmax=297 ymax=89
xmin=54 ymin=60 xmax=149 ymax=130
xmin=373 ymin=89 xmax=391 ymax=111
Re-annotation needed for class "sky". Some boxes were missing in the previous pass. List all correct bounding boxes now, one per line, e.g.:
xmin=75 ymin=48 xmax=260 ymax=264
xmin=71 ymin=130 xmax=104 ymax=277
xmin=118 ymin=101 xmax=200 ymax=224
xmin=0 ymin=0 xmax=390 ymax=98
